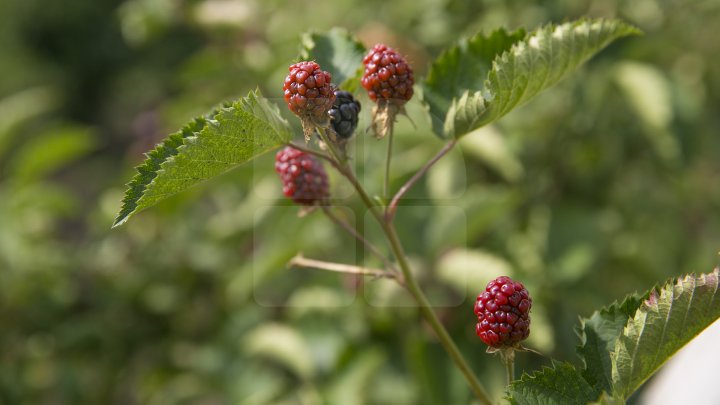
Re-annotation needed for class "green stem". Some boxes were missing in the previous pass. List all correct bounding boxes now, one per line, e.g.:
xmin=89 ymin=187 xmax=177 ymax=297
xmin=504 ymin=351 xmax=515 ymax=386
xmin=318 ymin=127 xmax=383 ymax=223
xmin=384 ymin=126 xmax=394 ymax=199
xmin=317 ymin=125 xmax=492 ymax=405
xmin=380 ymin=224 xmax=493 ymax=405
xmin=385 ymin=139 xmax=457 ymax=222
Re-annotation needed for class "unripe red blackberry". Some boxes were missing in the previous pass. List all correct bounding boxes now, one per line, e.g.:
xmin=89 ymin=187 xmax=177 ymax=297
xmin=474 ymin=276 xmax=531 ymax=349
xmin=283 ymin=61 xmax=335 ymax=120
xmin=329 ymin=90 xmax=361 ymax=139
xmin=361 ymin=44 xmax=414 ymax=104
xmin=275 ymin=147 xmax=329 ymax=205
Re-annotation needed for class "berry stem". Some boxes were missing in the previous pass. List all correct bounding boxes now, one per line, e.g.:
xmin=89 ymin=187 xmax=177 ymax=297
xmin=501 ymin=349 xmax=516 ymax=386
xmin=320 ymin=206 xmax=394 ymax=269
xmin=385 ymin=139 xmax=457 ymax=222
xmin=288 ymin=254 xmax=397 ymax=279
xmin=287 ymin=142 xmax=336 ymax=167
xmin=316 ymin=127 xmax=348 ymax=166
xmin=383 ymin=125 xmax=394 ymax=199
xmin=317 ymin=127 xmax=383 ymax=220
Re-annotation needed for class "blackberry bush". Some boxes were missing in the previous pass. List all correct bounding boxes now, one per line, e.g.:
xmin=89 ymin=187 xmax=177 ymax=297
xmin=110 ymin=21 xmax=720 ymax=405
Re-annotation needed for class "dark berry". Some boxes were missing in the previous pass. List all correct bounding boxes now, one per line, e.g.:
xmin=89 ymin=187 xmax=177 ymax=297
xmin=474 ymin=276 xmax=531 ymax=348
xmin=275 ymin=147 xmax=329 ymax=205
xmin=283 ymin=61 xmax=335 ymax=120
xmin=329 ymin=90 xmax=361 ymax=139
xmin=361 ymin=44 xmax=414 ymax=104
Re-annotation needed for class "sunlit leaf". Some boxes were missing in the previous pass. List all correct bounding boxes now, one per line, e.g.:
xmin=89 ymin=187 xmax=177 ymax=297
xmin=611 ymin=268 xmax=720 ymax=397
xmin=507 ymin=362 xmax=598 ymax=405
xmin=113 ymin=90 xmax=291 ymax=227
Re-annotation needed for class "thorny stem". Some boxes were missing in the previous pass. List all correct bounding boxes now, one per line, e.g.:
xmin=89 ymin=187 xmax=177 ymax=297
xmin=288 ymin=254 xmax=397 ymax=279
xmin=320 ymin=206 xmax=394 ymax=270
xmin=314 ymin=131 xmax=492 ymax=405
xmin=386 ymin=139 xmax=457 ymax=222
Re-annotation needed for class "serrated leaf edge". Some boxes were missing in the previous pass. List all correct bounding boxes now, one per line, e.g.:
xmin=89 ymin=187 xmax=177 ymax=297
xmin=112 ymin=90 xmax=288 ymax=227
xmin=610 ymin=267 xmax=720 ymax=397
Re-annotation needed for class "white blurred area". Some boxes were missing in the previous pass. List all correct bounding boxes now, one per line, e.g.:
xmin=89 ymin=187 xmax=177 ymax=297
xmin=640 ymin=319 xmax=720 ymax=404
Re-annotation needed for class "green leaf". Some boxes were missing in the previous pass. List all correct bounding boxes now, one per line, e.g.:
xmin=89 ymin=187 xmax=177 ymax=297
xmin=507 ymin=362 xmax=598 ymax=405
xmin=441 ymin=19 xmax=640 ymax=138
xmin=113 ymin=90 xmax=291 ymax=227
xmin=577 ymin=295 xmax=643 ymax=393
xmin=299 ymin=28 xmax=366 ymax=92
xmin=421 ymin=28 xmax=526 ymax=138
xmin=611 ymin=268 xmax=720 ymax=397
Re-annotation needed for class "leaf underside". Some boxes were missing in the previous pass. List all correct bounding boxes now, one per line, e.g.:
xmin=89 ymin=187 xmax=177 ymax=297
xmin=611 ymin=268 xmax=720 ymax=397
xmin=113 ymin=90 xmax=291 ymax=227
xmin=421 ymin=28 xmax=526 ymax=138
xmin=423 ymin=18 xmax=641 ymax=139
xmin=511 ymin=268 xmax=720 ymax=404
xmin=577 ymin=294 xmax=643 ymax=393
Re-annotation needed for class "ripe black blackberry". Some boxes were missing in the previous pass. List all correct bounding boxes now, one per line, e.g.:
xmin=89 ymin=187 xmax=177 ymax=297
xmin=474 ymin=276 xmax=531 ymax=349
xmin=283 ymin=61 xmax=335 ymax=121
xmin=275 ymin=147 xmax=329 ymax=206
xmin=361 ymin=44 xmax=414 ymax=105
xmin=329 ymin=90 xmax=361 ymax=139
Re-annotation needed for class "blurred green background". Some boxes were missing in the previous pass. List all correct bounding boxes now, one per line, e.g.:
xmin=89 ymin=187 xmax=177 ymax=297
xmin=1 ymin=0 xmax=719 ymax=403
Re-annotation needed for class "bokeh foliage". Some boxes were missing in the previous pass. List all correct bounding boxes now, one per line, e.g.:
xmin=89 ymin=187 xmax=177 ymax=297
xmin=1 ymin=0 xmax=719 ymax=403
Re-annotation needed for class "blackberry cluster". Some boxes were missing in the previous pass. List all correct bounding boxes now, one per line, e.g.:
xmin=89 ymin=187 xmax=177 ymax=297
xmin=329 ymin=90 xmax=361 ymax=139
xmin=275 ymin=147 xmax=329 ymax=205
xmin=474 ymin=276 xmax=531 ymax=348
xmin=361 ymin=44 xmax=414 ymax=104
xmin=283 ymin=61 xmax=335 ymax=120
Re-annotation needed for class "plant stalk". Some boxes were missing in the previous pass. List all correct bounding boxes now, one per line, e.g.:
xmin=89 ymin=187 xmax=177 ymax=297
xmin=501 ymin=349 xmax=516 ymax=387
xmin=288 ymin=254 xmax=397 ymax=279
xmin=317 ymin=127 xmax=492 ymax=405
xmin=384 ymin=126 xmax=394 ymax=199
xmin=380 ymin=223 xmax=493 ymax=405
xmin=386 ymin=139 xmax=457 ymax=222
xmin=320 ymin=206 xmax=393 ymax=269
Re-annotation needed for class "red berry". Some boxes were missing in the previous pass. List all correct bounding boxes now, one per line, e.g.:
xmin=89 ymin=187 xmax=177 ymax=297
xmin=361 ymin=44 xmax=414 ymax=104
xmin=275 ymin=147 xmax=329 ymax=205
xmin=283 ymin=61 xmax=335 ymax=120
xmin=474 ymin=276 xmax=531 ymax=348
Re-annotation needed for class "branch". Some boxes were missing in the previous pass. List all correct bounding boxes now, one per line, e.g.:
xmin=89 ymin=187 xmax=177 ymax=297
xmin=321 ymin=206 xmax=393 ymax=268
xmin=385 ymin=139 xmax=457 ymax=222
xmin=287 ymin=142 xmax=338 ymax=169
xmin=288 ymin=254 xmax=399 ymax=279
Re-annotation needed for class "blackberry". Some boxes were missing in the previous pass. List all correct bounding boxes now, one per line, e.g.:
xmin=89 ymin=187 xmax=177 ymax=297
xmin=283 ymin=61 xmax=335 ymax=120
xmin=275 ymin=147 xmax=329 ymax=206
xmin=329 ymin=90 xmax=361 ymax=139
xmin=474 ymin=276 xmax=531 ymax=348
xmin=361 ymin=44 xmax=414 ymax=105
